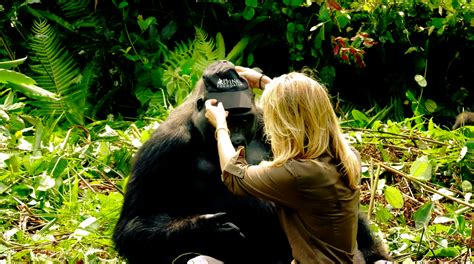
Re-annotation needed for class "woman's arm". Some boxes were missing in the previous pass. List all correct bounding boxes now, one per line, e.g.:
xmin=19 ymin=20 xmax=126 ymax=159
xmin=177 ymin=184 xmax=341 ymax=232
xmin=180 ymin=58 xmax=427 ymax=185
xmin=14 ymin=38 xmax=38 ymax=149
xmin=235 ymin=66 xmax=272 ymax=89
xmin=205 ymin=99 xmax=236 ymax=170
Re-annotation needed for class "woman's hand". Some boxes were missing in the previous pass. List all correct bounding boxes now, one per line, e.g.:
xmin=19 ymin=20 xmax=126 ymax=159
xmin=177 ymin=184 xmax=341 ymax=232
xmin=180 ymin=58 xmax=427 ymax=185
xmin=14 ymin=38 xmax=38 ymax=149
xmin=235 ymin=66 xmax=272 ymax=89
xmin=205 ymin=99 xmax=228 ymax=129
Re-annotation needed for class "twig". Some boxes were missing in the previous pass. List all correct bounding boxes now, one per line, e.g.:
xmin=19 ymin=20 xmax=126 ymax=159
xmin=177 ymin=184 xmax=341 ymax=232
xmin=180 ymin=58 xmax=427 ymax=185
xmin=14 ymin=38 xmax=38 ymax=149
xmin=367 ymin=161 xmax=380 ymax=220
xmin=96 ymin=170 xmax=124 ymax=195
xmin=361 ymin=141 xmax=422 ymax=153
xmin=77 ymin=173 xmax=95 ymax=192
xmin=375 ymin=160 xmax=474 ymax=209
xmin=343 ymin=127 xmax=449 ymax=146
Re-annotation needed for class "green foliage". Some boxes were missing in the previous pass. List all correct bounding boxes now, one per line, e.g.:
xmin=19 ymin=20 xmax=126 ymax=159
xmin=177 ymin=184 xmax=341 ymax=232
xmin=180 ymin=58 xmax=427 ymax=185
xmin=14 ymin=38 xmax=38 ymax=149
xmin=1 ymin=0 xmax=473 ymax=262
xmin=1 ymin=91 xmax=472 ymax=261
xmin=384 ymin=186 xmax=404 ymax=209
xmin=0 ymin=58 xmax=60 ymax=102
xmin=346 ymin=115 xmax=473 ymax=262
xmin=0 ymin=92 xmax=161 ymax=261
xmin=27 ymin=20 xmax=88 ymax=125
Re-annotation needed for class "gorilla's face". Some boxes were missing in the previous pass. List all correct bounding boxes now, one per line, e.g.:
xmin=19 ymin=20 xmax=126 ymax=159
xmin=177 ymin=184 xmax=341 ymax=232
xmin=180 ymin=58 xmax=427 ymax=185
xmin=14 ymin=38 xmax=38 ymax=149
xmin=226 ymin=108 xmax=258 ymax=148
xmin=193 ymin=97 xmax=258 ymax=148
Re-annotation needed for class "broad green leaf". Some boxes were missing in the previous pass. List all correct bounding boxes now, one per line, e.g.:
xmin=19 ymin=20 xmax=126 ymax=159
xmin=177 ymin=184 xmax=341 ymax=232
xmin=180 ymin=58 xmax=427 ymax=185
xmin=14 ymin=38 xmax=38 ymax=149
xmin=431 ymin=18 xmax=445 ymax=28
xmin=410 ymin=155 xmax=432 ymax=181
xmin=216 ymin=32 xmax=226 ymax=59
xmin=424 ymin=99 xmax=437 ymax=113
xmin=426 ymin=247 xmax=460 ymax=257
xmin=137 ymin=16 xmax=156 ymax=33
xmin=50 ymin=158 xmax=68 ymax=178
xmin=462 ymin=180 xmax=472 ymax=193
xmin=118 ymin=1 xmax=128 ymax=8
xmin=383 ymin=186 xmax=404 ymax=209
xmin=351 ymin=109 xmax=369 ymax=123
xmin=247 ymin=53 xmax=254 ymax=66
xmin=0 ymin=69 xmax=36 ymax=85
xmin=0 ymin=57 xmax=27 ymax=69
xmin=405 ymin=90 xmax=416 ymax=101
xmin=243 ymin=6 xmax=255 ymax=20
xmin=245 ymin=0 xmax=258 ymax=7
xmin=455 ymin=215 xmax=466 ymax=235
xmin=375 ymin=206 xmax=393 ymax=223
xmin=336 ymin=14 xmax=350 ymax=29
xmin=287 ymin=0 xmax=303 ymax=7
xmin=160 ymin=20 xmax=177 ymax=41
xmin=7 ymin=82 xmax=60 ymax=101
xmin=287 ymin=22 xmax=296 ymax=33
xmin=226 ymin=37 xmax=250 ymax=62
xmin=413 ymin=201 xmax=434 ymax=228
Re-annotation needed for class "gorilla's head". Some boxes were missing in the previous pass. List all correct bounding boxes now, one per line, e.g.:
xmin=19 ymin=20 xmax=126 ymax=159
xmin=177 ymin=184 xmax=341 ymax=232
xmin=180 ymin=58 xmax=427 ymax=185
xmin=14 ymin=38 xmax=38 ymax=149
xmin=193 ymin=60 xmax=259 ymax=148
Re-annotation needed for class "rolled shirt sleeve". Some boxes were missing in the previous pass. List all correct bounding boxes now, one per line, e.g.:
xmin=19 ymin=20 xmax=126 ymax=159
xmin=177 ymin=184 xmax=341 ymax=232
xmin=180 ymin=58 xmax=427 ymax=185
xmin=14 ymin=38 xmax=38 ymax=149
xmin=221 ymin=146 xmax=300 ymax=208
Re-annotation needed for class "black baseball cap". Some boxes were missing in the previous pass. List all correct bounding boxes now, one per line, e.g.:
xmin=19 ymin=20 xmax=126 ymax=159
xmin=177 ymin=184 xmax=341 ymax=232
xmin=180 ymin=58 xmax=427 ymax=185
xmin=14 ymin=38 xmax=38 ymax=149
xmin=203 ymin=60 xmax=253 ymax=110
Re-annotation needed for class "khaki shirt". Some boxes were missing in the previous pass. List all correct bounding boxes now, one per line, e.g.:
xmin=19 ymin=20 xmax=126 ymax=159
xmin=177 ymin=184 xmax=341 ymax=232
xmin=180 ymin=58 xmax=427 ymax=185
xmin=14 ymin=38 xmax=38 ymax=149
xmin=223 ymin=147 xmax=360 ymax=264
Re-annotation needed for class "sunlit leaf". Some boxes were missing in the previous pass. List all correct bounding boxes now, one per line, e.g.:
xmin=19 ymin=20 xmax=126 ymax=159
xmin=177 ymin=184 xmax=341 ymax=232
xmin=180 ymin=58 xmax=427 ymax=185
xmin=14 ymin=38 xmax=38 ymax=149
xmin=384 ymin=186 xmax=404 ymax=209
xmin=410 ymin=155 xmax=432 ymax=181
xmin=424 ymin=99 xmax=437 ymax=113
xmin=352 ymin=109 xmax=370 ymax=123
xmin=0 ymin=57 xmax=27 ymax=69
xmin=405 ymin=90 xmax=416 ymax=101
xmin=0 ymin=69 xmax=36 ymax=85
xmin=414 ymin=74 xmax=427 ymax=87
xmin=462 ymin=180 xmax=472 ymax=193
xmin=425 ymin=247 xmax=460 ymax=257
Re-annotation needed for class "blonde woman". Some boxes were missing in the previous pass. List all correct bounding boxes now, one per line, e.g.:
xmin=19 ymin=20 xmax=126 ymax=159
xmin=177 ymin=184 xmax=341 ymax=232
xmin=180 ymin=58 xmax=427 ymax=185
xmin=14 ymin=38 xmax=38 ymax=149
xmin=204 ymin=68 xmax=362 ymax=263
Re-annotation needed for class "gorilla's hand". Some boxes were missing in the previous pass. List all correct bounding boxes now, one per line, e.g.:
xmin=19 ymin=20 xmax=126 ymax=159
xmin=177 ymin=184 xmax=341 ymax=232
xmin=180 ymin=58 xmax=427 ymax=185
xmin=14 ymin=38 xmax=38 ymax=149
xmin=199 ymin=212 xmax=246 ymax=240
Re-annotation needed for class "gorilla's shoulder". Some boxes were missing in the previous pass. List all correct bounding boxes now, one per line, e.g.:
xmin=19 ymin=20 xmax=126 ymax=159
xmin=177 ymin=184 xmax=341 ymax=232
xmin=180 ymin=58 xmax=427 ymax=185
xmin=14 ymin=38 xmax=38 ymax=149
xmin=136 ymin=100 xmax=197 ymax=160
xmin=151 ymin=101 xmax=195 ymax=139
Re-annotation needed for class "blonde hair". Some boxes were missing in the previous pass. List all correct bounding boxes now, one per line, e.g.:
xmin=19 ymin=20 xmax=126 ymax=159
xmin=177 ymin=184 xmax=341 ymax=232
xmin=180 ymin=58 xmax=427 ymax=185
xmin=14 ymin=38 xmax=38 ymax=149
xmin=261 ymin=72 xmax=360 ymax=189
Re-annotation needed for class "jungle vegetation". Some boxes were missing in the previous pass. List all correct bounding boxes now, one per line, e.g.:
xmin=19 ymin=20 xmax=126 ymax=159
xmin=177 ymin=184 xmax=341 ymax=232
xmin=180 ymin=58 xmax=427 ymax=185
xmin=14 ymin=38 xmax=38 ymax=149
xmin=0 ymin=0 xmax=473 ymax=262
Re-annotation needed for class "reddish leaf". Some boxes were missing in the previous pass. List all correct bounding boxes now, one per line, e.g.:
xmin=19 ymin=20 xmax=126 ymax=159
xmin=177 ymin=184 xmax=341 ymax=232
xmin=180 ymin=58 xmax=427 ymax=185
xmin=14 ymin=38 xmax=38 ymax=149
xmin=326 ymin=0 xmax=342 ymax=11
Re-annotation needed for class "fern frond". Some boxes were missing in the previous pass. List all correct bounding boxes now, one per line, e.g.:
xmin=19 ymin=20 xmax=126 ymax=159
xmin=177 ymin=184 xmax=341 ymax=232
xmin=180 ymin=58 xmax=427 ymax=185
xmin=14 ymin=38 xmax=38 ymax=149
xmin=57 ymin=0 xmax=90 ymax=18
xmin=193 ymin=27 xmax=220 ymax=73
xmin=28 ymin=20 xmax=86 ymax=125
xmin=159 ymin=28 xmax=228 ymax=107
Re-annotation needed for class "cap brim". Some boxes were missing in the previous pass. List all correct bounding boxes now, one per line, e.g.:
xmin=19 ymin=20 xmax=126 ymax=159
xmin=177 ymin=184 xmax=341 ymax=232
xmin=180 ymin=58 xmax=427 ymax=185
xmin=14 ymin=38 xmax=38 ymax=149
xmin=207 ymin=91 xmax=253 ymax=110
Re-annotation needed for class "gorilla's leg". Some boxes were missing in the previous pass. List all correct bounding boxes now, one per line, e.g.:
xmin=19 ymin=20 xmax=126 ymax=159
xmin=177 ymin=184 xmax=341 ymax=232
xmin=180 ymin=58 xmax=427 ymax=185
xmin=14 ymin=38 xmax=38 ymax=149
xmin=357 ymin=213 xmax=392 ymax=263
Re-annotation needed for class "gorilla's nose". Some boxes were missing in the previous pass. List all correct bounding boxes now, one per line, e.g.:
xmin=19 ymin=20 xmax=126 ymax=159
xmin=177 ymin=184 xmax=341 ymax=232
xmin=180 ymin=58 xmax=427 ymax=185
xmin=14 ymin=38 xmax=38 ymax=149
xmin=231 ymin=135 xmax=246 ymax=147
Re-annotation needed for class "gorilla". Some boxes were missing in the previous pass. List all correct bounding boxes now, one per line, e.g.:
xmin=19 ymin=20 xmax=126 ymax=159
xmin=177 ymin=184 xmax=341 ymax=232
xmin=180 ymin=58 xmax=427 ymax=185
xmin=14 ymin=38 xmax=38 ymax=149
xmin=113 ymin=60 xmax=391 ymax=263
xmin=452 ymin=111 xmax=474 ymax=129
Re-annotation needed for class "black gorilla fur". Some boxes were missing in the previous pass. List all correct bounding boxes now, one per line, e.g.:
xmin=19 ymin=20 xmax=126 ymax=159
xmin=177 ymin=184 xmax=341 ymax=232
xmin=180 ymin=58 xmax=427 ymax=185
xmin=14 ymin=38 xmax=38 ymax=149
xmin=113 ymin=69 xmax=391 ymax=263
